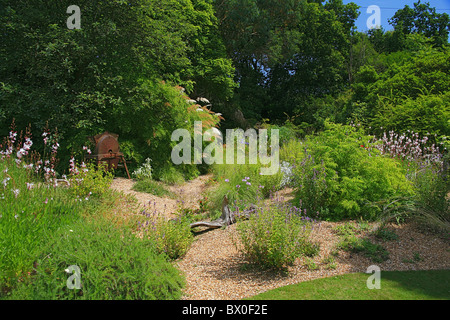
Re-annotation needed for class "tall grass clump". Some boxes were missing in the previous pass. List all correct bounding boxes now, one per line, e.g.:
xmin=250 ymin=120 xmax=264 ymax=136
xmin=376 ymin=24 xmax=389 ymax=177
xmin=0 ymin=128 xmax=91 ymax=294
xmin=209 ymin=137 xmax=283 ymax=216
xmin=8 ymin=217 xmax=185 ymax=300
xmin=0 ymin=158 xmax=86 ymax=293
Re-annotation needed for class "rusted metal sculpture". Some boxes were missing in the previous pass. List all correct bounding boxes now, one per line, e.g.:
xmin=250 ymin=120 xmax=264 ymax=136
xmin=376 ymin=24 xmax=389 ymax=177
xmin=85 ymin=131 xmax=131 ymax=179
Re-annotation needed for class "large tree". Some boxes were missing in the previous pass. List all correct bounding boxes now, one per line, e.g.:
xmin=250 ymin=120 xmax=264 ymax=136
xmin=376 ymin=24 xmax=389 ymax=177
xmin=214 ymin=0 xmax=359 ymax=124
xmin=389 ymin=0 xmax=450 ymax=47
xmin=0 ymin=0 xmax=234 ymax=168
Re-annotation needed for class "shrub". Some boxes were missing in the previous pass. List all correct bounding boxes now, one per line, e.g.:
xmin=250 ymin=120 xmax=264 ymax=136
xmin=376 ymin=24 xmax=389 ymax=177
xmin=371 ymin=92 xmax=450 ymax=138
xmin=232 ymin=199 xmax=319 ymax=270
xmin=288 ymin=122 xmax=414 ymax=220
xmin=68 ymin=160 xmax=113 ymax=199
xmin=209 ymin=157 xmax=283 ymax=216
xmin=372 ymin=130 xmax=448 ymax=231
xmin=132 ymin=158 xmax=153 ymax=180
xmin=138 ymin=210 xmax=193 ymax=260
xmin=9 ymin=217 xmax=185 ymax=300
xmin=118 ymin=80 xmax=221 ymax=182
xmin=336 ymin=236 xmax=389 ymax=263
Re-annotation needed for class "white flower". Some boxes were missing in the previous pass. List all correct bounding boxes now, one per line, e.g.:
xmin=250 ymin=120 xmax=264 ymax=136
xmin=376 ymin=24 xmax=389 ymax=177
xmin=12 ymin=189 xmax=20 ymax=198
xmin=2 ymin=177 xmax=10 ymax=187
xmin=16 ymin=149 xmax=25 ymax=159
xmin=197 ymin=97 xmax=210 ymax=104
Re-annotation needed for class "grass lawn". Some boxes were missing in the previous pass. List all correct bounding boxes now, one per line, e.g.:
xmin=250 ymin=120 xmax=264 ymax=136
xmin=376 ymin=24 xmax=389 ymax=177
xmin=246 ymin=270 xmax=450 ymax=300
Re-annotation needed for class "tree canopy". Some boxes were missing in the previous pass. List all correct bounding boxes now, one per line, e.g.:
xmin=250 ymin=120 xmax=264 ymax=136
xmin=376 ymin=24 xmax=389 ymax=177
xmin=0 ymin=0 xmax=448 ymax=176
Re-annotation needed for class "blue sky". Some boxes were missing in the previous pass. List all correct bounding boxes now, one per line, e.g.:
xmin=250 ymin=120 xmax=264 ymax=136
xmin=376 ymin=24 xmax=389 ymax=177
xmin=342 ymin=0 xmax=450 ymax=32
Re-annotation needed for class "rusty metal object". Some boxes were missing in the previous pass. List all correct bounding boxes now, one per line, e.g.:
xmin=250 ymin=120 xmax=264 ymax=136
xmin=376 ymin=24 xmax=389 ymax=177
xmin=85 ymin=131 xmax=131 ymax=179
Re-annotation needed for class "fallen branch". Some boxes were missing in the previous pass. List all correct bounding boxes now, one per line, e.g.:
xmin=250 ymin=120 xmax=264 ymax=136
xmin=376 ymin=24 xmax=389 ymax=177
xmin=190 ymin=195 xmax=256 ymax=229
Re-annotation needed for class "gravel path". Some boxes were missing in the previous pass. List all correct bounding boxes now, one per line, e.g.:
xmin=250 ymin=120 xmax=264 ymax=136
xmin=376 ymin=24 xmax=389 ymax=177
xmin=110 ymin=175 xmax=212 ymax=218
xmin=110 ymin=176 xmax=450 ymax=300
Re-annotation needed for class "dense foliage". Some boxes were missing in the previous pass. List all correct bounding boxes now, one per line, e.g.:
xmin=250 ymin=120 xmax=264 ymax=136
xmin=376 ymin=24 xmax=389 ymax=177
xmin=1 ymin=0 xmax=449 ymax=289
xmin=0 ymin=0 xmax=231 ymax=176
xmin=1 ymin=0 xmax=449 ymax=174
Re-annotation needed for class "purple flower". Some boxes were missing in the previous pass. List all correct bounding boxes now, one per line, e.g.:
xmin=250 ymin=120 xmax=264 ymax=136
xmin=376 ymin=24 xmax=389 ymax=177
xmin=225 ymin=179 xmax=229 ymax=182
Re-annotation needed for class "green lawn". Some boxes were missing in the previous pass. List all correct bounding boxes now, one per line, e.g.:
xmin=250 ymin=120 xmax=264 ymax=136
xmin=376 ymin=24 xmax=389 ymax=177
xmin=246 ymin=270 xmax=450 ymax=300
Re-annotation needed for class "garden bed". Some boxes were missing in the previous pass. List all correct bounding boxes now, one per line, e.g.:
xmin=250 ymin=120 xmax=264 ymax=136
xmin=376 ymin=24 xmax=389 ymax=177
xmin=176 ymin=218 xmax=450 ymax=300
xmin=111 ymin=178 xmax=450 ymax=300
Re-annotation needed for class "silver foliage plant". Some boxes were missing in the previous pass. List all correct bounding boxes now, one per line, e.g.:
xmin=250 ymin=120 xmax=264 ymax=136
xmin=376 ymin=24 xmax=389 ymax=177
xmin=132 ymin=158 xmax=153 ymax=180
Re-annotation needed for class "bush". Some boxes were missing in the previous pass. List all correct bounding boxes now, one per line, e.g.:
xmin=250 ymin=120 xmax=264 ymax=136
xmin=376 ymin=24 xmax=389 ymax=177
xmin=371 ymin=92 xmax=450 ymax=138
xmin=287 ymin=122 xmax=414 ymax=220
xmin=68 ymin=160 xmax=113 ymax=199
xmin=336 ymin=236 xmax=390 ymax=263
xmin=333 ymin=222 xmax=390 ymax=263
xmin=132 ymin=158 xmax=153 ymax=180
xmin=232 ymin=199 xmax=319 ymax=270
xmin=9 ymin=217 xmax=185 ymax=300
xmin=138 ymin=211 xmax=193 ymax=260
xmin=209 ymin=161 xmax=282 ymax=215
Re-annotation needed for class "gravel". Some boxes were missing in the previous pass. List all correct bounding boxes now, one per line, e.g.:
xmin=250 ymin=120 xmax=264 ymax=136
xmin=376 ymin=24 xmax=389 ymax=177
xmin=110 ymin=177 xmax=450 ymax=300
xmin=176 ymin=221 xmax=449 ymax=300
